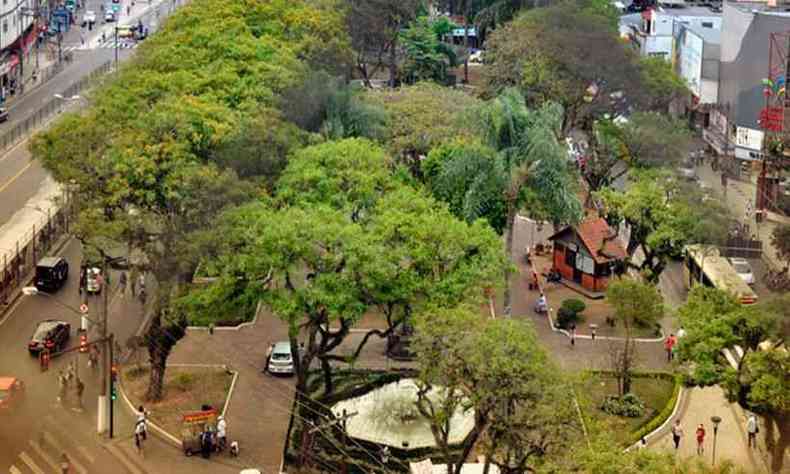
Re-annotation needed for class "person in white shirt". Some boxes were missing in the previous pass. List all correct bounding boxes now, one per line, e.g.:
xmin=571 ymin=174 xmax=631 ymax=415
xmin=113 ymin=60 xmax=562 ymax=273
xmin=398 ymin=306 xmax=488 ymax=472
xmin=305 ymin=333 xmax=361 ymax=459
xmin=746 ymin=414 xmax=758 ymax=448
xmin=216 ymin=415 xmax=227 ymax=450
xmin=677 ymin=326 xmax=687 ymax=338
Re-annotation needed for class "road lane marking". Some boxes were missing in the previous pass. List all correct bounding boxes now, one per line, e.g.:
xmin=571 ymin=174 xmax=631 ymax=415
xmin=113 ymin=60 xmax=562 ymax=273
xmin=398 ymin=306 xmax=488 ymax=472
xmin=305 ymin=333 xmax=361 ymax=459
xmin=19 ymin=451 xmax=45 ymax=474
xmin=105 ymin=443 xmax=144 ymax=474
xmin=0 ymin=161 xmax=33 ymax=195
xmin=28 ymin=439 xmax=60 ymax=473
xmin=44 ymin=426 xmax=88 ymax=474
xmin=76 ymin=446 xmax=95 ymax=464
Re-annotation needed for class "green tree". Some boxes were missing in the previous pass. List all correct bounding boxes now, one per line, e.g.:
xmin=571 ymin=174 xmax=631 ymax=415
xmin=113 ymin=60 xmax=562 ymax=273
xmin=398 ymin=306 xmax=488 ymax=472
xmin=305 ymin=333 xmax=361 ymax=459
xmin=400 ymin=17 xmax=459 ymax=84
xmin=413 ymin=308 xmax=579 ymax=474
xmin=362 ymin=82 xmax=482 ymax=164
xmin=596 ymin=171 xmax=728 ymax=283
xmin=582 ymin=113 xmax=692 ymax=196
xmin=211 ymin=107 xmax=307 ymax=185
xmin=606 ymin=279 xmax=663 ymax=395
xmin=677 ymin=287 xmax=789 ymax=472
xmin=639 ymin=56 xmax=690 ymax=112
xmin=427 ymin=92 xmax=582 ymax=315
xmin=345 ymin=0 xmax=421 ymax=87
xmin=482 ymin=3 xmax=645 ymax=134
xmin=30 ymin=0 xmax=346 ymax=400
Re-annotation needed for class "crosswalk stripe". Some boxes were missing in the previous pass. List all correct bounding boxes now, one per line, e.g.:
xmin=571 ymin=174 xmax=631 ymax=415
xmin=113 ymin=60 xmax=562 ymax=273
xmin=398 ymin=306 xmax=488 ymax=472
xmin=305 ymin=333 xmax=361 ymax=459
xmin=76 ymin=445 xmax=95 ymax=463
xmin=19 ymin=451 xmax=45 ymax=474
xmin=105 ymin=443 xmax=145 ymax=474
xmin=42 ymin=432 xmax=88 ymax=474
xmin=10 ymin=465 xmax=22 ymax=474
xmin=28 ymin=439 xmax=60 ymax=473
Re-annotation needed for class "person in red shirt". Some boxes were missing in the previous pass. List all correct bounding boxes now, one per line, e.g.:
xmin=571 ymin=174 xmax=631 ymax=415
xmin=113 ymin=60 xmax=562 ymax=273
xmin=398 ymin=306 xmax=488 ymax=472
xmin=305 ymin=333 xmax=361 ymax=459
xmin=664 ymin=334 xmax=676 ymax=362
xmin=696 ymin=423 xmax=706 ymax=455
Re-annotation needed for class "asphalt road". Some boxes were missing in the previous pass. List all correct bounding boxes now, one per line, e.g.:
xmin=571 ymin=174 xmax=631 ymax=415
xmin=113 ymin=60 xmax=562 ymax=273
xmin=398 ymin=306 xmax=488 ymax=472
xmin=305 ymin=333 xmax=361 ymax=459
xmin=0 ymin=0 xmax=181 ymax=471
xmin=0 ymin=0 xmax=173 ymax=228
xmin=0 ymin=238 xmax=148 ymax=471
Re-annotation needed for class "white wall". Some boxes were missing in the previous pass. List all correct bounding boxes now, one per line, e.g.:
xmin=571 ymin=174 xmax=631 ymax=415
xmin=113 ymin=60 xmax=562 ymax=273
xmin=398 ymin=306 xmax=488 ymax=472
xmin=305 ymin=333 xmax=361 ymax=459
xmin=0 ymin=0 xmax=34 ymax=51
xmin=700 ymin=78 xmax=718 ymax=104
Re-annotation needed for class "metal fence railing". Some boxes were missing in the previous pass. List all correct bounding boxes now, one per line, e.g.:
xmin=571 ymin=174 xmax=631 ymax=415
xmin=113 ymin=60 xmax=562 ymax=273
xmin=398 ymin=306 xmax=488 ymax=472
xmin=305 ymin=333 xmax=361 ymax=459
xmin=0 ymin=193 xmax=73 ymax=306
xmin=0 ymin=59 xmax=112 ymax=153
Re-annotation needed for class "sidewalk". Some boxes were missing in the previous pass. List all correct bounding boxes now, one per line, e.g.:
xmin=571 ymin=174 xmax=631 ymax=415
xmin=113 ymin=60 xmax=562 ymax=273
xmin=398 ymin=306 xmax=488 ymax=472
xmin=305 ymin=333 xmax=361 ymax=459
xmin=648 ymin=386 xmax=767 ymax=473
xmin=697 ymin=159 xmax=782 ymax=269
xmin=506 ymin=215 xmax=669 ymax=371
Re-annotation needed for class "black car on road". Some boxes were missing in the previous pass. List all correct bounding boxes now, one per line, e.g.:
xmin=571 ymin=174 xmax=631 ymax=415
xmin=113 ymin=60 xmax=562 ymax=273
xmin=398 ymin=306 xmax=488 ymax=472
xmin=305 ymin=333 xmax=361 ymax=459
xmin=34 ymin=257 xmax=69 ymax=292
xmin=28 ymin=320 xmax=70 ymax=355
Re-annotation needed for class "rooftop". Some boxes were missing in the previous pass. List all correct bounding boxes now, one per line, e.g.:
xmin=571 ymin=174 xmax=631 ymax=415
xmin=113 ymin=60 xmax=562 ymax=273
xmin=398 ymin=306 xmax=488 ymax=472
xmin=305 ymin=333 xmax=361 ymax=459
xmin=652 ymin=5 xmax=724 ymax=17
xmin=686 ymin=23 xmax=723 ymax=42
xmin=549 ymin=217 xmax=628 ymax=264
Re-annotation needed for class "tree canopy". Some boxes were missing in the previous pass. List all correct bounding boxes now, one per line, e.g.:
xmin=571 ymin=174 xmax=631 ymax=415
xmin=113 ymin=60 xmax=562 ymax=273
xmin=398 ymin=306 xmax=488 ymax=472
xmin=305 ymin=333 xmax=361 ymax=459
xmin=30 ymin=0 xmax=352 ymax=401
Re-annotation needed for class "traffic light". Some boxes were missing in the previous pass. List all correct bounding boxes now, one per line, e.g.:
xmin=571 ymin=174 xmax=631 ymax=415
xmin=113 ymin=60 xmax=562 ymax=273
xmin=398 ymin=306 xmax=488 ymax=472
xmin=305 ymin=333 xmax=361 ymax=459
xmin=79 ymin=331 xmax=88 ymax=353
xmin=110 ymin=364 xmax=118 ymax=401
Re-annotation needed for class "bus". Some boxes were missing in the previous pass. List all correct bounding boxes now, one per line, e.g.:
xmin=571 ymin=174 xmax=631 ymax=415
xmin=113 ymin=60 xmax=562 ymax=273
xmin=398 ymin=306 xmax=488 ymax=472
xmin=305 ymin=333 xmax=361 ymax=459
xmin=684 ymin=245 xmax=757 ymax=305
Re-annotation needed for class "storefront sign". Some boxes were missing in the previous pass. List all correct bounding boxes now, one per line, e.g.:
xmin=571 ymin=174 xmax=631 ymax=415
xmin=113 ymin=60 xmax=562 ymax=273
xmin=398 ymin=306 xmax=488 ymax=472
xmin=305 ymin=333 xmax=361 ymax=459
xmin=182 ymin=408 xmax=218 ymax=424
xmin=735 ymin=127 xmax=764 ymax=151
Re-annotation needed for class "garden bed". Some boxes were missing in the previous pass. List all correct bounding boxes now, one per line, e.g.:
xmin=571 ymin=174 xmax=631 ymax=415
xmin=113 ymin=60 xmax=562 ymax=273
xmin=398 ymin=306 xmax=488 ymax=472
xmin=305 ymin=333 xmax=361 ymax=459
xmin=580 ymin=372 xmax=679 ymax=446
xmin=121 ymin=365 xmax=234 ymax=437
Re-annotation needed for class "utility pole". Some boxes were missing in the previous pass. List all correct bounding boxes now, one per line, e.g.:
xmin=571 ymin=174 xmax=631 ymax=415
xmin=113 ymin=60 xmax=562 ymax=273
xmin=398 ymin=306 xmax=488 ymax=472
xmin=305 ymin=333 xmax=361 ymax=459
xmin=114 ymin=26 xmax=118 ymax=72
xmin=97 ymin=255 xmax=110 ymax=435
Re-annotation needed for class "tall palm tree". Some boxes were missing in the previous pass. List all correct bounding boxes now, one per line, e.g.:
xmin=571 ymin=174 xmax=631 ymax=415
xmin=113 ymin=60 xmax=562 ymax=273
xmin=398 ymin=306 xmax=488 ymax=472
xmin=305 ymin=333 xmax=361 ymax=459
xmin=431 ymin=89 xmax=582 ymax=315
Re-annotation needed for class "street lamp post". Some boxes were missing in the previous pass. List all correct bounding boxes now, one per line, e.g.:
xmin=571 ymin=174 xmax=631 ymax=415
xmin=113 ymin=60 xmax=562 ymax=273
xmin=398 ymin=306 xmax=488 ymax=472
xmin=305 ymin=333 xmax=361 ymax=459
xmin=711 ymin=415 xmax=722 ymax=466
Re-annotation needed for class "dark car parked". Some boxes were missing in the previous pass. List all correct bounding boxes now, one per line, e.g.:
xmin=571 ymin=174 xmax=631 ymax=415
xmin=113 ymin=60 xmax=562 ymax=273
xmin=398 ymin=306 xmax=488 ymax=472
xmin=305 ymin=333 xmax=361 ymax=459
xmin=34 ymin=257 xmax=69 ymax=292
xmin=28 ymin=320 xmax=70 ymax=355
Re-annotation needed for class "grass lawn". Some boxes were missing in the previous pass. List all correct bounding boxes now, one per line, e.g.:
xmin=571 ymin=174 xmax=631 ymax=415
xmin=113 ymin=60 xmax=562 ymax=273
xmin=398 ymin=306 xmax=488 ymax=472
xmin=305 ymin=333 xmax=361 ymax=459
xmin=581 ymin=374 xmax=675 ymax=445
xmin=122 ymin=365 xmax=234 ymax=436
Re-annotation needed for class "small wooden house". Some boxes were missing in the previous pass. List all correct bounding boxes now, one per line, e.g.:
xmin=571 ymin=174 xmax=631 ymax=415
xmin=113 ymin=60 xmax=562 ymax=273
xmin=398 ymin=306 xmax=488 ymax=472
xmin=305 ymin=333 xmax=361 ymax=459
xmin=548 ymin=217 xmax=627 ymax=292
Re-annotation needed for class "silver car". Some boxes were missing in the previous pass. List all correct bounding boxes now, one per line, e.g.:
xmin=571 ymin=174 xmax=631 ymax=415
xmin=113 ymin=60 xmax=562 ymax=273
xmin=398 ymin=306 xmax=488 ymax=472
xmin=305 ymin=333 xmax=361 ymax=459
xmin=265 ymin=342 xmax=294 ymax=375
xmin=729 ymin=257 xmax=755 ymax=286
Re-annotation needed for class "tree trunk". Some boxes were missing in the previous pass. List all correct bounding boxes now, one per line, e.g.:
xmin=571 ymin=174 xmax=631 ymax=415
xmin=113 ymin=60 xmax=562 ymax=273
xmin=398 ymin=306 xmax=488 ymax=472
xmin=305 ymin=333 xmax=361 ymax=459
xmin=320 ymin=357 xmax=334 ymax=396
xmin=145 ymin=314 xmax=167 ymax=401
xmin=622 ymin=323 xmax=632 ymax=395
xmin=146 ymin=349 xmax=166 ymax=401
xmin=766 ymin=412 xmax=790 ymax=473
xmin=503 ymin=204 xmax=517 ymax=317
xmin=388 ymin=38 xmax=397 ymax=88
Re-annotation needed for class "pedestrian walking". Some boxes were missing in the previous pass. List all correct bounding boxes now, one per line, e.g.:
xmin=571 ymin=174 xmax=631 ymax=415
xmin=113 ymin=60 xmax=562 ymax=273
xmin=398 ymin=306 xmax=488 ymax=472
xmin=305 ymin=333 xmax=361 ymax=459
xmin=76 ymin=378 xmax=85 ymax=409
xmin=126 ymin=5 xmax=131 ymax=15
xmin=590 ymin=324 xmax=597 ymax=341
xmin=747 ymin=414 xmax=759 ymax=448
xmin=671 ymin=420 xmax=683 ymax=450
xmin=664 ymin=334 xmax=676 ymax=362
xmin=88 ymin=345 xmax=99 ymax=368
xmin=118 ymin=271 xmax=127 ymax=297
xmin=57 ymin=371 xmax=66 ymax=403
xmin=695 ymin=424 xmax=706 ymax=455
xmin=569 ymin=323 xmax=576 ymax=347
xmin=677 ymin=326 xmax=686 ymax=338
xmin=637 ymin=436 xmax=647 ymax=450
xmin=136 ymin=406 xmax=148 ymax=441
xmin=134 ymin=419 xmax=146 ymax=455
xmin=80 ymin=34 xmax=85 ymax=46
